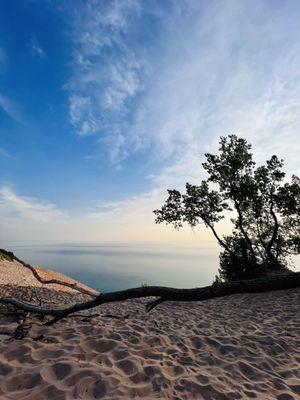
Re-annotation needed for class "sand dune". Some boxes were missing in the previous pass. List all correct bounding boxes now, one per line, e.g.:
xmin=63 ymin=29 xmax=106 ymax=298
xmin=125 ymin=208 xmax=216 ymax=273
xmin=0 ymin=260 xmax=299 ymax=399
xmin=0 ymin=257 xmax=97 ymax=295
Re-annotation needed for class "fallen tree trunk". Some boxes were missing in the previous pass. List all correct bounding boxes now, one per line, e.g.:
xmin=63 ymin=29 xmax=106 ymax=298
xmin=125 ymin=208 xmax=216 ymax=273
xmin=1 ymin=271 xmax=300 ymax=325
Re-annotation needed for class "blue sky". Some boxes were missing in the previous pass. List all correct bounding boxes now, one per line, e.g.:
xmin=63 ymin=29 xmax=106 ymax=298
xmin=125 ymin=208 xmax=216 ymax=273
xmin=0 ymin=0 xmax=300 ymax=243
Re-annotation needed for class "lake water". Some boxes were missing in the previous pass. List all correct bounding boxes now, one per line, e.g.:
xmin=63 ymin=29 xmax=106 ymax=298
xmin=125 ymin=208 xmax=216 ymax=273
xmin=3 ymin=243 xmax=299 ymax=292
xmin=3 ymin=243 xmax=220 ymax=292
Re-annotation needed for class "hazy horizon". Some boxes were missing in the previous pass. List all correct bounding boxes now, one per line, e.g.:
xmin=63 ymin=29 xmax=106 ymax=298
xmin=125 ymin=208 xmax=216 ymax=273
xmin=3 ymin=242 xmax=220 ymax=291
xmin=3 ymin=241 xmax=299 ymax=291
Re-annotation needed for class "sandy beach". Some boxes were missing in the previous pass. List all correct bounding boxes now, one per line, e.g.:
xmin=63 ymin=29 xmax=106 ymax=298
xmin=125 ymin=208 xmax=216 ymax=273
xmin=0 ymin=258 xmax=299 ymax=399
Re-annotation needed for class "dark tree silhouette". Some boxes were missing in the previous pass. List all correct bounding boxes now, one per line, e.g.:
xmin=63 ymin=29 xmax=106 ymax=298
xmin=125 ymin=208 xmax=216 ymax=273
xmin=1 ymin=137 xmax=299 ymax=325
xmin=154 ymin=135 xmax=300 ymax=281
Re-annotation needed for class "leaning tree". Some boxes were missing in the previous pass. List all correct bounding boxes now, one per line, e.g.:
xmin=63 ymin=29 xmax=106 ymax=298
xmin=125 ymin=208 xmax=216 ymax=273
xmin=1 ymin=135 xmax=299 ymax=325
xmin=154 ymin=135 xmax=300 ymax=282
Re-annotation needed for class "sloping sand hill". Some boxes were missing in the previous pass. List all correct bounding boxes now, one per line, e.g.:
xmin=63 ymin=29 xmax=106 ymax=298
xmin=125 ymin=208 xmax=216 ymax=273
xmin=0 ymin=256 xmax=98 ymax=295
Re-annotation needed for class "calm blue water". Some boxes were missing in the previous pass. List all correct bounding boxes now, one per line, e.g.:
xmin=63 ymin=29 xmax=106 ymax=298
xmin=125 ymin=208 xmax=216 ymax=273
xmin=3 ymin=243 xmax=220 ymax=292
xmin=3 ymin=243 xmax=299 ymax=292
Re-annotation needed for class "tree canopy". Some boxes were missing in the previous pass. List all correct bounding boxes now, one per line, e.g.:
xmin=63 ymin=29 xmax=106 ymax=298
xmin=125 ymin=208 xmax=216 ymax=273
xmin=154 ymin=135 xmax=300 ymax=281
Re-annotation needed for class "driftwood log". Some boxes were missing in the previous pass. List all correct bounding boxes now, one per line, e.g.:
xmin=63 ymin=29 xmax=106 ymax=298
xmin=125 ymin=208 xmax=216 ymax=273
xmin=1 ymin=269 xmax=299 ymax=326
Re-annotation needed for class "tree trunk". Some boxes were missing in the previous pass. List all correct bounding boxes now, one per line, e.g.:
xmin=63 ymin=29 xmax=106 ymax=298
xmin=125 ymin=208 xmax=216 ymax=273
xmin=266 ymin=197 xmax=280 ymax=267
xmin=1 ymin=271 xmax=299 ymax=325
xmin=206 ymin=222 xmax=234 ymax=256
xmin=234 ymin=200 xmax=257 ymax=262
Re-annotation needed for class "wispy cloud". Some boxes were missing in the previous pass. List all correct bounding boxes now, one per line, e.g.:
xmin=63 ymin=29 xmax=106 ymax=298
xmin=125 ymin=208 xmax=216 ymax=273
xmin=69 ymin=95 xmax=98 ymax=136
xmin=128 ymin=1 xmax=300 ymax=178
xmin=0 ymin=185 xmax=209 ymax=243
xmin=0 ymin=147 xmax=13 ymax=159
xmin=73 ymin=0 xmax=300 ymax=243
xmin=88 ymin=189 xmax=160 ymax=220
xmin=66 ymin=0 xmax=300 ymax=177
xmin=0 ymin=93 xmax=21 ymax=122
xmin=0 ymin=186 xmax=65 ymax=222
xmin=30 ymin=37 xmax=46 ymax=58
xmin=67 ymin=0 xmax=143 ymax=162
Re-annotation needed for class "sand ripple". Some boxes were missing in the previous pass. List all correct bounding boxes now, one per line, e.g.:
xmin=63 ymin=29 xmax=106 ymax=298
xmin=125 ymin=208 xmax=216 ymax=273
xmin=0 ymin=288 xmax=299 ymax=399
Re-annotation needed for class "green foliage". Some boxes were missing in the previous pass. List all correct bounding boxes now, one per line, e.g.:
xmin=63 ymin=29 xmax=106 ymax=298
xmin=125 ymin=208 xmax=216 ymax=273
xmin=218 ymin=235 xmax=266 ymax=281
xmin=0 ymin=249 xmax=14 ymax=262
xmin=154 ymin=135 xmax=299 ymax=282
xmin=212 ymin=274 xmax=223 ymax=286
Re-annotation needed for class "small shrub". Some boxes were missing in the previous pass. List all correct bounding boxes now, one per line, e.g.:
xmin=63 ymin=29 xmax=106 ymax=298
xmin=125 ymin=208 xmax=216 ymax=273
xmin=0 ymin=249 xmax=14 ymax=262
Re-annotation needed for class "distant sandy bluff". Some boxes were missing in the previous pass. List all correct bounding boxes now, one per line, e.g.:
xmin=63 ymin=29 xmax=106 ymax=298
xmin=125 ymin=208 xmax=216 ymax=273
xmin=0 ymin=256 xmax=98 ymax=295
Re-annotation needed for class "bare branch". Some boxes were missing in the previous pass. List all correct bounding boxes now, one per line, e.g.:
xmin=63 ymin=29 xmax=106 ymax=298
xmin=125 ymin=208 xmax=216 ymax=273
xmin=266 ymin=193 xmax=280 ymax=261
xmin=1 ymin=272 xmax=299 ymax=326
xmin=233 ymin=200 xmax=257 ymax=261
xmin=145 ymin=297 xmax=165 ymax=312
xmin=206 ymin=222 xmax=234 ymax=255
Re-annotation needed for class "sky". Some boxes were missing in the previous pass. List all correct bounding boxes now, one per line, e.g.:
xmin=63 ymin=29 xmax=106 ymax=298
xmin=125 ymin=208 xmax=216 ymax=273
xmin=0 ymin=0 xmax=300 ymax=245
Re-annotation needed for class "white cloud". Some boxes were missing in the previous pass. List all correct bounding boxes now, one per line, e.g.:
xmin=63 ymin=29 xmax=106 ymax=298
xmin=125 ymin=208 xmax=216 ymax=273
xmin=30 ymin=37 xmax=46 ymax=58
xmin=113 ymin=0 xmax=300 ymax=242
xmin=67 ymin=0 xmax=143 ymax=161
xmin=0 ymin=186 xmax=65 ymax=222
xmin=89 ymin=189 xmax=161 ymax=220
xmin=0 ymin=185 xmax=213 ymax=244
xmin=80 ymin=187 xmax=213 ymax=243
xmin=0 ymin=93 xmax=21 ymax=121
xmin=102 ymin=59 xmax=142 ymax=110
xmin=127 ymin=0 xmax=300 ymax=181
xmin=0 ymin=147 xmax=13 ymax=159
xmin=69 ymin=95 xmax=99 ymax=136
xmin=66 ymin=0 xmax=300 ymax=177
